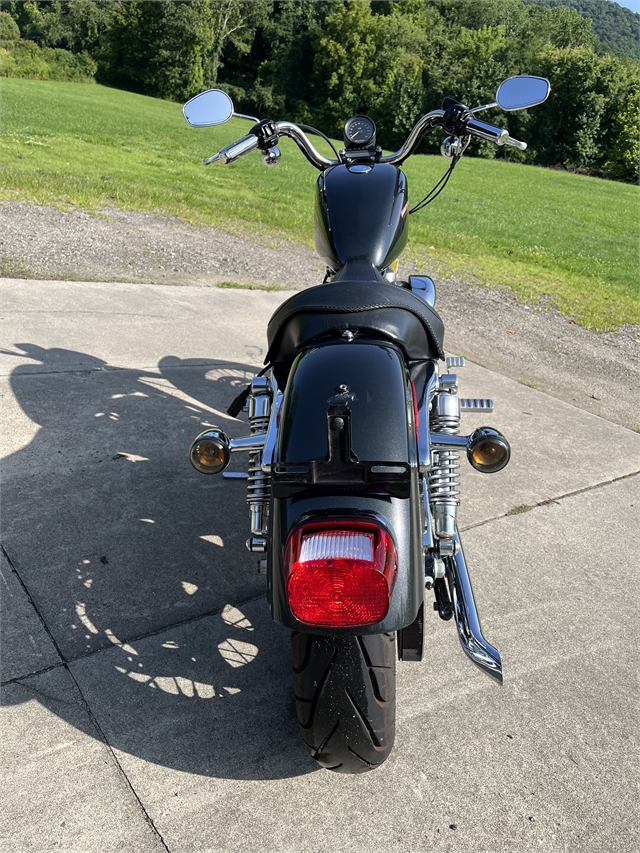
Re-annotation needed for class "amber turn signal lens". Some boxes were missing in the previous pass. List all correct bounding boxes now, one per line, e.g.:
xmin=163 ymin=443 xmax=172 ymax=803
xmin=467 ymin=427 xmax=510 ymax=474
xmin=189 ymin=429 xmax=230 ymax=475
xmin=194 ymin=441 xmax=226 ymax=468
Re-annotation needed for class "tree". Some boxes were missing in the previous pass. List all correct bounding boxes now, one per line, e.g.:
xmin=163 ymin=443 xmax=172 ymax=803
xmin=521 ymin=0 xmax=640 ymax=61
xmin=603 ymin=87 xmax=640 ymax=182
xmin=206 ymin=0 xmax=271 ymax=86
xmin=3 ymin=0 xmax=114 ymax=53
xmin=310 ymin=0 xmax=431 ymax=147
xmin=527 ymin=44 xmax=626 ymax=169
xmin=0 ymin=10 xmax=20 ymax=42
xmin=98 ymin=1 xmax=209 ymax=101
xmin=311 ymin=0 xmax=381 ymax=135
xmin=220 ymin=0 xmax=340 ymax=119
xmin=38 ymin=0 xmax=114 ymax=54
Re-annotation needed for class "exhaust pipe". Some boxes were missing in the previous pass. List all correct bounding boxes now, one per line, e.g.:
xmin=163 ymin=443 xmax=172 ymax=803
xmin=445 ymin=531 xmax=503 ymax=684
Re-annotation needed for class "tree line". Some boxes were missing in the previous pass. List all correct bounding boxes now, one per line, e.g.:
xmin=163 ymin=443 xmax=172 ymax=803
xmin=2 ymin=0 xmax=638 ymax=183
xmin=521 ymin=0 xmax=640 ymax=60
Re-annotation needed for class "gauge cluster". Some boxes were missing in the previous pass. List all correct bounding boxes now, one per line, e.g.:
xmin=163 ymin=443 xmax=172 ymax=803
xmin=343 ymin=115 xmax=376 ymax=148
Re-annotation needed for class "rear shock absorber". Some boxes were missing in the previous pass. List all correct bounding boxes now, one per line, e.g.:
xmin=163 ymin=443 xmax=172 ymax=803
xmin=246 ymin=376 xmax=271 ymax=538
xmin=428 ymin=374 xmax=461 ymax=541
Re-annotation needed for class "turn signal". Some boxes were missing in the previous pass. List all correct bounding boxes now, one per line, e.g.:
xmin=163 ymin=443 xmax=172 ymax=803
xmin=467 ymin=427 xmax=510 ymax=473
xmin=283 ymin=518 xmax=397 ymax=628
xmin=189 ymin=429 xmax=230 ymax=474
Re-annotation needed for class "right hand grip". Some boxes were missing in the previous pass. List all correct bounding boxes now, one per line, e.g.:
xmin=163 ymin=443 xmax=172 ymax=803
xmin=465 ymin=117 xmax=509 ymax=146
xmin=219 ymin=134 xmax=259 ymax=164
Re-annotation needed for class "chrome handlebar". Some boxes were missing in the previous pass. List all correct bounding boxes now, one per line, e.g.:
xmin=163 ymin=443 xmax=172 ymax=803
xmin=379 ymin=110 xmax=445 ymax=165
xmin=380 ymin=111 xmax=526 ymax=162
xmin=275 ymin=121 xmax=338 ymax=168
xmin=206 ymin=108 xmax=526 ymax=169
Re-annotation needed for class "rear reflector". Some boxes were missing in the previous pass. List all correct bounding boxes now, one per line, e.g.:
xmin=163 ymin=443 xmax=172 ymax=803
xmin=284 ymin=519 xmax=397 ymax=628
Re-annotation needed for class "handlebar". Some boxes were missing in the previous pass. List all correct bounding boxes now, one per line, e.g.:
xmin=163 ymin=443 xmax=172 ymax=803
xmin=379 ymin=110 xmax=445 ymax=165
xmin=275 ymin=122 xmax=338 ymax=168
xmin=206 ymin=108 xmax=526 ymax=169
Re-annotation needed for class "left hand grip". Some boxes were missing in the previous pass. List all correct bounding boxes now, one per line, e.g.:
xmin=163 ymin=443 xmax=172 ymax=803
xmin=219 ymin=134 xmax=259 ymax=164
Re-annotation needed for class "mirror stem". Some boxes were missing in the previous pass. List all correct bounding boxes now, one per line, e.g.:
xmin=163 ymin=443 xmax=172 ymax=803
xmin=468 ymin=101 xmax=498 ymax=115
xmin=234 ymin=112 xmax=260 ymax=123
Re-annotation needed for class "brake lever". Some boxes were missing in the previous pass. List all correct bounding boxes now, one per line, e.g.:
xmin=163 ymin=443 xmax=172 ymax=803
xmin=203 ymin=153 xmax=220 ymax=165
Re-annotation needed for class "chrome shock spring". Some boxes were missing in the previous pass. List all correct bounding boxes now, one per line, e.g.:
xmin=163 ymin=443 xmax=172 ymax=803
xmin=429 ymin=390 xmax=461 ymax=539
xmin=246 ymin=377 xmax=271 ymax=537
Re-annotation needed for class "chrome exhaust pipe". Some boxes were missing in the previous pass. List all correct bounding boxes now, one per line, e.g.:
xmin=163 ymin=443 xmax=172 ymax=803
xmin=445 ymin=531 xmax=503 ymax=683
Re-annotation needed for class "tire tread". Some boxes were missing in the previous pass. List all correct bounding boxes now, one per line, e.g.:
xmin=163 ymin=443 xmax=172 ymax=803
xmin=291 ymin=632 xmax=396 ymax=773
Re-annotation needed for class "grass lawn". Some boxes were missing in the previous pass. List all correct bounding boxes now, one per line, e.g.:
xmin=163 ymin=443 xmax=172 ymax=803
xmin=1 ymin=78 xmax=638 ymax=331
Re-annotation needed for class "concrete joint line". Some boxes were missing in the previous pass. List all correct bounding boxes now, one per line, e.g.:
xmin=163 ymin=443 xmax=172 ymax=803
xmin=1 ymin=542 xmax=67 ymax=665
xmin=1 ymin=544 xmax=170 ymax=852
xmin=0 ymin=581 xmax=267 ymax=684
xmin=460 ymin=469 xmax=639 ymax=533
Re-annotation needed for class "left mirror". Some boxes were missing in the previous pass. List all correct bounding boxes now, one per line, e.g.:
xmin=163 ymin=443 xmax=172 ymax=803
xmin=496 ymin=76 xmax=550 ymax=111
xmin=183 ymin=89 xmax=234 ymax=128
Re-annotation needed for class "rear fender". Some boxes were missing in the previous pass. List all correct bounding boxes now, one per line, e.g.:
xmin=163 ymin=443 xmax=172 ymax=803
xmin=267 ymin=341 xmax=423 ymax=635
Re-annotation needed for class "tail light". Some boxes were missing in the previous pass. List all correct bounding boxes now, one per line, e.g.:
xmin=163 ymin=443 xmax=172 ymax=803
xmin=284 ymin=518 xmax=398 ymax=628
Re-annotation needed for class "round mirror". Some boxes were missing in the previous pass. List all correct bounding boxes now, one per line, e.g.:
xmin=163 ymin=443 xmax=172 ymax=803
xmin=496 ymin=76 xmax=550 ymax=111
xmin=183 ymin=89 xmax=234 ymax=128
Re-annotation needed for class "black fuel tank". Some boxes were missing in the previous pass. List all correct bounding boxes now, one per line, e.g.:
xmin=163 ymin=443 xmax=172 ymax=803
xmin=314 ymin=163 xmax=408 ymax=272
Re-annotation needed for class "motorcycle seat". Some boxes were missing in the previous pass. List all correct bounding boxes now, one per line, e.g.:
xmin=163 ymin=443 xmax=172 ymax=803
xmin=265 ymin=279 xmax=445 ymax=383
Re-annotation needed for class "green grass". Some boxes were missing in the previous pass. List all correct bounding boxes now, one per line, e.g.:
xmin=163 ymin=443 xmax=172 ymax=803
xmin=506 ymin=504 xmax=535 ymax=516
xmin=217 ymin=281 xmax=287 ymax=291
xmin=1 ymin=78 xmax=638 ymax=331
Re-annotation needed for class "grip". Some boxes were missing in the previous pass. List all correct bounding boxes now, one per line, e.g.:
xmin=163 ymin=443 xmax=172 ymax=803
xmin=219 ymin=134 xmax=259 ymax=164
xmin=465 ymin=117 xmax=509 ymax=146
xmin=506 ymin=136 xmax=527 ymax=151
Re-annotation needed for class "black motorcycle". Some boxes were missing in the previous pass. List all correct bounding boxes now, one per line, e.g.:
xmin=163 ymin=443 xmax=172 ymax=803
xmin=183 ymin=75 xmax=551 ymax=773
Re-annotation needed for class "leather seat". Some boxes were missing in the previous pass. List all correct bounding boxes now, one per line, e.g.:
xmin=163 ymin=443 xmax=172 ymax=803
xmin=265 ymin=280 xmax=445 ymax=384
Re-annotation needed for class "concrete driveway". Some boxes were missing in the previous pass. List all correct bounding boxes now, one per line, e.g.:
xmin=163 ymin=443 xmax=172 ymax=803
xmin=1 ymin=279 xmax=638 ymax=853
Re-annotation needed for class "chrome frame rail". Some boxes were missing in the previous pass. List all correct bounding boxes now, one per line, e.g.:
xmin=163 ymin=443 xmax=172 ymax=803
xmin=446 ymin=530 xmax=503 ymax=683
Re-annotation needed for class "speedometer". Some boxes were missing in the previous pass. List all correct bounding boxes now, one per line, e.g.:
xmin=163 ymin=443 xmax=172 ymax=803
xmin=343 ymin=115 xmax=376 ymax=148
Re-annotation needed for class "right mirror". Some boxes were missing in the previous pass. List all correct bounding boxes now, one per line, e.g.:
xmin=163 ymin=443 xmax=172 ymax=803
xmin=183 ymin=89 xmax=234 ymax=128
xmin=496 ymin=76 xmax=551 ymax=111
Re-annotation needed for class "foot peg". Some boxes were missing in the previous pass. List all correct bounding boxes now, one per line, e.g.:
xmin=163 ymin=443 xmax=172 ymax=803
xmin=460 ymin=398 xmax=494 ymax=412
xmin=446 ymin=356 xmax=466 ymax=369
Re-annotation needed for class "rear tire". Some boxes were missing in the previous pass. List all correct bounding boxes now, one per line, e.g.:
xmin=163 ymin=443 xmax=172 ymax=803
xmin=291 ymin=631 xmax=396 ymax=773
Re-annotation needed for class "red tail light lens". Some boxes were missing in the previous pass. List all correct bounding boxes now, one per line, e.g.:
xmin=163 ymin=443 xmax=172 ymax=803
xmin=284 ymin=519 xmax=398 ymax=628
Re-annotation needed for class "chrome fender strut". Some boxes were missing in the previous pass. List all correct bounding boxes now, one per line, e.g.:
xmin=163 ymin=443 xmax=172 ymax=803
xmin=445 ymin=531 xmax=503 ymax=683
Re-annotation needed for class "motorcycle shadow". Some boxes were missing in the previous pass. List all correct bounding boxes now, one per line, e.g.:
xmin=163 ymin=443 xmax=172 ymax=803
xmin=1 ymin=345 xmax=315 ymax=780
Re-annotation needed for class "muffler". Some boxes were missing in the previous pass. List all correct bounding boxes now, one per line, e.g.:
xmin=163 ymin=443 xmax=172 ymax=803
xmin=445 ymin=531 xmax=503 ymax=683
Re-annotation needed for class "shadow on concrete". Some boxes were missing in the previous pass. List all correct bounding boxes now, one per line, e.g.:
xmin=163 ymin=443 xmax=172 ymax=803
xmin=1 ymin=343 xmax=315 ymax=780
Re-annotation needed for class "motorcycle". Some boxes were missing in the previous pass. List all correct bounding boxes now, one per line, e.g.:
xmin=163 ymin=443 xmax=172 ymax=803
xmin=183 ymin=75 xmax=551 ymax=773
